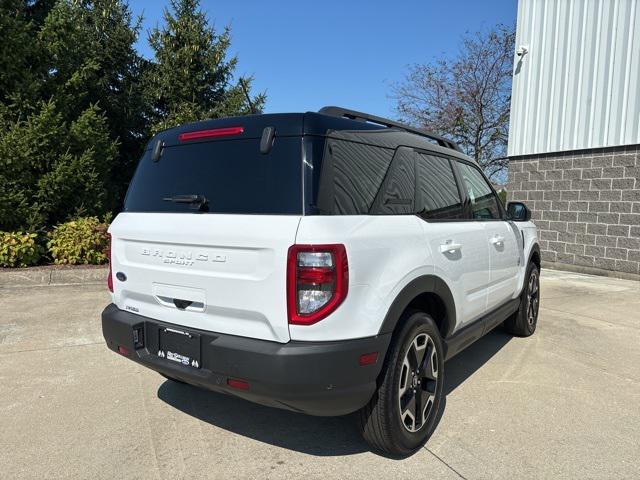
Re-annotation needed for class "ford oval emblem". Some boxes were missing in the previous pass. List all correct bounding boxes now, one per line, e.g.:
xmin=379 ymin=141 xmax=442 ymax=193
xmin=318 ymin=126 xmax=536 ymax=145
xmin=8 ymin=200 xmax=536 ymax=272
xmin=116 ymin=272 xmax=127 ymax=282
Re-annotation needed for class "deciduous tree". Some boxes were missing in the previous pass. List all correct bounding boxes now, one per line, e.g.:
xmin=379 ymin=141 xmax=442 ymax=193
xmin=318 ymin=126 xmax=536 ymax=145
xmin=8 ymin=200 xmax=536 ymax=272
xmin=392 ymin=25 xmax=515 ymax=180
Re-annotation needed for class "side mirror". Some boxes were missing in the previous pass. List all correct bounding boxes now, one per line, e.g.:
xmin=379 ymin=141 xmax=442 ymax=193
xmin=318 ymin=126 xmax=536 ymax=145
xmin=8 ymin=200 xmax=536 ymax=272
xmin=507 ymin=201 xmax=531 ymax=222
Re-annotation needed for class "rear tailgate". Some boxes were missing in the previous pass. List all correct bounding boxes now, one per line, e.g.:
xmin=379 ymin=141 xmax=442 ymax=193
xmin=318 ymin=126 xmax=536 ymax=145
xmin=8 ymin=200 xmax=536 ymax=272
xmin=111 ymin=123 xmax=305 ymax=343
xmin=110 ymin=213 xmax=300 ymax=343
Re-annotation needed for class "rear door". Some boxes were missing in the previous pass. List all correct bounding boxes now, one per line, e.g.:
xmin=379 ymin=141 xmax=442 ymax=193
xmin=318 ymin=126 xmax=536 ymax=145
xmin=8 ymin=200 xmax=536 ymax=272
xmin=109 ymin=135 xmax=304 ymax=343
xmin=414 ymin=152 xmax=491 ymax=328
xmin=455 ymin=161 xmax=520 ymax=310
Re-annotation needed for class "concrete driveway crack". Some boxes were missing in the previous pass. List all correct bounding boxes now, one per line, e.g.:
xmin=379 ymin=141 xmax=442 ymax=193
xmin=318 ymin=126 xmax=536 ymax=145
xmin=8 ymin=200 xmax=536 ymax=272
xmin=423 ymin=446 xmax=468 ymax=479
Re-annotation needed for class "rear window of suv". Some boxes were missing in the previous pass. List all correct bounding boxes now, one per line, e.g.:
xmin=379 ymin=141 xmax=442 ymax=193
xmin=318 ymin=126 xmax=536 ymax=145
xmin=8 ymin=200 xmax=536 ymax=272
xmin=124 ymin=137 xmax=303 ymax=215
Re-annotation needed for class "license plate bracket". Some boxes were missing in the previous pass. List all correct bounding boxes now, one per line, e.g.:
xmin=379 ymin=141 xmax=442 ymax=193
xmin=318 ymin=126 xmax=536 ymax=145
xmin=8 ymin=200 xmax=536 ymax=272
xmin=158 ymin=327 xmax=201 ymax=369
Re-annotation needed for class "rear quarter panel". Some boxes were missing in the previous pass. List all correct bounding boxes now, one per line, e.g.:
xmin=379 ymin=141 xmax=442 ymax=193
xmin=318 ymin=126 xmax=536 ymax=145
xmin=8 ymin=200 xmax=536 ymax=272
xmin=291 ymin=215 xmax=439 ymax=341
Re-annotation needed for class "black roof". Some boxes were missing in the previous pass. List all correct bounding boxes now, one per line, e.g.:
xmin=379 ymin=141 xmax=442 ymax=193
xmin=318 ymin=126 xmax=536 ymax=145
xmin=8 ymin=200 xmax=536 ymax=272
xmin=319 ymin=106 xmax=461 ymax=152
xmin=147 ymin=108 xmax=473 ymax=163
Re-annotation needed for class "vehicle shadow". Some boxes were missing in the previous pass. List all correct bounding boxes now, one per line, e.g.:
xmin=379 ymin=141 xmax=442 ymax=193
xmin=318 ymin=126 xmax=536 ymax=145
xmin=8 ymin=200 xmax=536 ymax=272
xmin=156 ymin=329 xmax=512 ymax=457
xmin=444 ymin=328 xmax=512 ymax=395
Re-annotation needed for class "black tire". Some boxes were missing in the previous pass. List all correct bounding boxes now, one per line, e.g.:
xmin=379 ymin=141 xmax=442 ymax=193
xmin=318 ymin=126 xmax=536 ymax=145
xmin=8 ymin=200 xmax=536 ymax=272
xmin=357 ymin=311 xmax=445 ymax=457
xmin=504 ymin=262 xmax=540 ymax=337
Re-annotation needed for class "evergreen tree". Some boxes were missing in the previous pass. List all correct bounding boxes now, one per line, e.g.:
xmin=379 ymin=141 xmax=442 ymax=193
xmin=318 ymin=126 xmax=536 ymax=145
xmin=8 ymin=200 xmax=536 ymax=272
xmin=0 ymin=0 xmax=266 ymax=232
xmin=24 ymin=0 xmax=56 ymax=26
xmin=0 ymin=100 xmax=117 ymax=231
xmin=0 ymin=0 xmax=140 ymax=230
xmin=145 ymin=0 xmax=265 ymax=133
xmin=39 ymin=0 xmax=149 ymax=204
xmin=0 ymin=1 xmax=44 ymax=105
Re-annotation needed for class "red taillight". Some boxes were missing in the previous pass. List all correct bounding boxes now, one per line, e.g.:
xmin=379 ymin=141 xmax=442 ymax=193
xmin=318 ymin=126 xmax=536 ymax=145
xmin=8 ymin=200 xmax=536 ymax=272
xmin=297 ymin=267 xmax=335 ymax=284
xmin=227 ymin=378 xmax=250 ymax=390
xmin=117 ymin=345 xmax=129 ymax=356
xmin=287 ymin=244 xmax=348 ymax=326
xmin=178 ymin=126 xmax=244 ymax=142
xmin=107 ymin=233 xmax=113 ymax=292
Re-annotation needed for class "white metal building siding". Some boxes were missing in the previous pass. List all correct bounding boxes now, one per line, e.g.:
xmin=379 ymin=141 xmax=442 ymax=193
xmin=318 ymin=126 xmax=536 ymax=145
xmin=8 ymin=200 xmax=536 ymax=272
xmin=508 ymin=0 xmax=640 ymax=157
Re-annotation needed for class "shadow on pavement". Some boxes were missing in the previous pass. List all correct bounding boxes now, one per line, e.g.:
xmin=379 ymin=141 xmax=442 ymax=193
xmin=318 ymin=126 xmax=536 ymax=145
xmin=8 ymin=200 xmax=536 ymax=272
xmin=445 ymin=329 xmax=512 ymax=395
xmin=157 ymin=329 xmax=511 ymax=456
xmin=158 ymin=380 xmax=368 ymax=456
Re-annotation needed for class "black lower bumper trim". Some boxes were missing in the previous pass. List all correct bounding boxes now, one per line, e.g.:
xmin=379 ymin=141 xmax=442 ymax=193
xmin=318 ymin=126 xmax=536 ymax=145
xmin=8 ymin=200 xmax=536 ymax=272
xmin=101 ymin=304 xmax=391 ymax=416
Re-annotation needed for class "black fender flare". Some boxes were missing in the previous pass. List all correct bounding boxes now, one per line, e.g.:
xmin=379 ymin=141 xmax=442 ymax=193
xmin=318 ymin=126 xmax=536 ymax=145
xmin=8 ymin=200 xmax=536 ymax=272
xmin=528 ymin=242 xmax=541 ymax=268
xmin=514 ymin=242 xmax=541 ymax=298
xmin=378 ymin=275 xmax=456 ymax=339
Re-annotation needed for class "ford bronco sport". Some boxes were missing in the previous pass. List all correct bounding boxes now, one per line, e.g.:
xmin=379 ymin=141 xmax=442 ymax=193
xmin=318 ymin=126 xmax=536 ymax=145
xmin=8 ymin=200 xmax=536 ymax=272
xmin=102 ymin=107 xmax=540 ymax=456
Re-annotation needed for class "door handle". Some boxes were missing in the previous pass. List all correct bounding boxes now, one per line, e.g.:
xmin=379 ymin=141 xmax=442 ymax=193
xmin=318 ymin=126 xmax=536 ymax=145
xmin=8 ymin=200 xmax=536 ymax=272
xmin=440 ymin=242 xmax=462 ymax=254
xmin=490 ymin=235 xmax=505 ymax=246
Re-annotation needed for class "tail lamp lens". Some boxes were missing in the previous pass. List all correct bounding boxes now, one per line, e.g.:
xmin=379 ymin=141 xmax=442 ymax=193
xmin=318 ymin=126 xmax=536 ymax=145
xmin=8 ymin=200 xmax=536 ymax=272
xmin=107 ymin=233 xmax=113 ymax=293
xmin=287 ymin=244 xmax=348 ymax=325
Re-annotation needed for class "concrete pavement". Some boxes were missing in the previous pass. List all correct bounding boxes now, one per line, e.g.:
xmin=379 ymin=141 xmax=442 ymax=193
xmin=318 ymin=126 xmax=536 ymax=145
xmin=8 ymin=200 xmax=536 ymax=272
xmin=0 ymin=269 xmax=639 ymax=479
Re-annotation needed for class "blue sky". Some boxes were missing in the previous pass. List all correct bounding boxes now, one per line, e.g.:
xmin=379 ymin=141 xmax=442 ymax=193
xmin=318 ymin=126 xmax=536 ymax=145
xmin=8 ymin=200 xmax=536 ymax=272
xmin=130 ymin=0 xmax=516 ymax=118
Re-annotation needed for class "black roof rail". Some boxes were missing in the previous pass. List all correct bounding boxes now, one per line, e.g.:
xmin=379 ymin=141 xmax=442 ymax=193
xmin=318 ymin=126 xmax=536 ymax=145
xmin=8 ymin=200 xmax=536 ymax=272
xmin=318 ymin=106 xmax=463 ymax=153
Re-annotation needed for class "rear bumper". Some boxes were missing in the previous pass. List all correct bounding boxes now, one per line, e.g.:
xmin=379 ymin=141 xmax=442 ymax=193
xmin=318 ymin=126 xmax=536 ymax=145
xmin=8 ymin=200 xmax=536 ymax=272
xmin=101 ymin=304 xmax=391 ymax=416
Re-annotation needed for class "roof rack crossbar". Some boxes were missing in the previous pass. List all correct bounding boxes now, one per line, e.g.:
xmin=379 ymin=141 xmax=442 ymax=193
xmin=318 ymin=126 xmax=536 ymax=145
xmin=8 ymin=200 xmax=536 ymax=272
xmin=318 ymin=106 xmax=462 ymax=152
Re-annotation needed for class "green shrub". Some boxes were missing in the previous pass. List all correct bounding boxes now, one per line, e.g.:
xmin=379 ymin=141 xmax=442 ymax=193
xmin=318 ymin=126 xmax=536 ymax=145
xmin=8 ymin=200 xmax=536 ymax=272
xmin=0 ymin=231 xmax=43 ymax=267
xmin=48 ymin=217 xmax=109 ymax=265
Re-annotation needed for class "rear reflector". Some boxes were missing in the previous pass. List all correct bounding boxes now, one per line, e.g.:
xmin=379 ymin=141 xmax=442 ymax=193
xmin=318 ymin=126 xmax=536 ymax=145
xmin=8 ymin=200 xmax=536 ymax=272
xmin=117 ymin=346 xmax=130 ymax=356
xmin=178 ymin=126 xmax=244 ymax=141
xmin=227 ymin=378 xmax=250 ymax=391
xmin=359 ymin=352 xmax=378 ymax=366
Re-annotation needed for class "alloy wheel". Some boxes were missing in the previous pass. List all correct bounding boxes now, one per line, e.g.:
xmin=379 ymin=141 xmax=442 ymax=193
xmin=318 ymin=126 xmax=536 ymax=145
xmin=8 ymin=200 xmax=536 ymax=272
xmin=527 ymin=270 xmax=540 ymax=326
xmin=398 ymin=333 xmax=438 ymax=432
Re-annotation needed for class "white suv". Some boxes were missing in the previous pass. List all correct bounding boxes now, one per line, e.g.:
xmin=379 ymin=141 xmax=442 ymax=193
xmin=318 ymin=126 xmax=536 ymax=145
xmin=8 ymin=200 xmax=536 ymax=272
xmin=102 ymin=107 xmax=540 ymax=456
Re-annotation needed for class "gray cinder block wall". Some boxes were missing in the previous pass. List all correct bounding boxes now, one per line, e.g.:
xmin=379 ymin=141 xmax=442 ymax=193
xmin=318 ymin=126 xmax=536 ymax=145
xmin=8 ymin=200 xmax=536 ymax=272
xmin=507 ymin=144 xmax=640 ymax=278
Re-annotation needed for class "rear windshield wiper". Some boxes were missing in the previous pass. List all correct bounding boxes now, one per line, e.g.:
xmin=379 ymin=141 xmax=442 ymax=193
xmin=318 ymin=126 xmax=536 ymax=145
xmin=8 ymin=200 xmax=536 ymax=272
xmin=163 ymin=194 xmax=209 ymax=211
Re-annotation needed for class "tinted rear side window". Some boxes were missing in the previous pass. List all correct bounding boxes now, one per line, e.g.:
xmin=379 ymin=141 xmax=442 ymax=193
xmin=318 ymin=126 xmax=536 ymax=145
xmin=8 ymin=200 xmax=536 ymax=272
xmin=124 ymin=137 xmax=302 ymax=214
xmin=415 ymin=154 xmax=464 ymax=220
xmin=371 ymin=147 xmax=415 ymax=215
xmin=315 ymin=139 xmax=393 ymax=214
